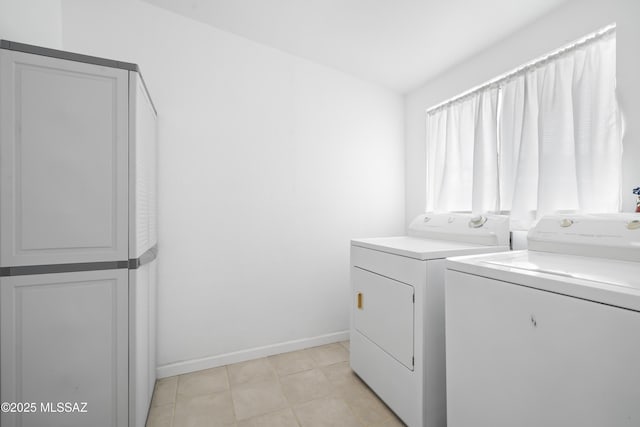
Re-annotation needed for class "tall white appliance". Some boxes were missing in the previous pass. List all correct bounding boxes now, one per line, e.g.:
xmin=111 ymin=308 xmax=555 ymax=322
xmin=350 ymin=213 xmax=510 ymax=427
xmin=446 ymin=213 xmax=640 ymax=427
xmin=0 ymin=41 xmax=157 ymax=427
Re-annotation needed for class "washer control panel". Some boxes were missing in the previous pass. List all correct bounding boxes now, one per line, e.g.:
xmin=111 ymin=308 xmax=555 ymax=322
xmin=528 ymin=213 xmax=640 ymax=262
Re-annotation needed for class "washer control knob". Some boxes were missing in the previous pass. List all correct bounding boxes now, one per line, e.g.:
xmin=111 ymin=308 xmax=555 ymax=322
xmin=468 ymin=215 xmax=487 ymax=228
xmin=559 ymin=218 xmax=574 ymax=228
xmin=627 ymin=219 xmax=640 ymax=230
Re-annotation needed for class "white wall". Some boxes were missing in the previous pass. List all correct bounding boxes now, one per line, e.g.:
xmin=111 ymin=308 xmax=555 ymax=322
xmin=0 ymin=0 xmax=63 ymax=48
xmin=61 ymin=0 xmax=405 ymax=375
xmin=405 ymin=0 xmax=640 ymax=224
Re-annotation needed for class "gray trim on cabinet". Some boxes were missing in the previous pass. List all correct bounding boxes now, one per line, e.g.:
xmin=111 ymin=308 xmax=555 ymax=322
xmin=128 ymin=245 xmax=158 ymax=269
xmin=0 ymin=260 xmax=130 ymax=276
xmin=0 ymin=245 xmax=158 ymax=276
xmin=0 ymin=39 xmax=138 ymax=71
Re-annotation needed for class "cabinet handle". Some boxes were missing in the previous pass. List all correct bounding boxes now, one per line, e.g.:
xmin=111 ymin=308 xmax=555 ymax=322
xmin=357 ymin=292 xmax=363 ymax=309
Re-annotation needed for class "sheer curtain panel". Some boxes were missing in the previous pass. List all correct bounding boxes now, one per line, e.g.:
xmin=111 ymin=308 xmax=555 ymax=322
xmin=426 ymin=98 xmax=477 ymax=212
xmin=499 ymin=32 xmax=621 ymax=228
xmin=472 ymin=88 xmax=499 ymax=214
xmin=426 ymin=91 xmax=499 ymax=213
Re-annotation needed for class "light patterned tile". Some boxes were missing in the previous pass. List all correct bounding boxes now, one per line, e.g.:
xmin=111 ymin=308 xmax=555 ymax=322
xmin=177 ymin=367 xmax=229 ymax=398
xmin=228 ymin=358 xmax=277 ymax=386
xmin=306 ymin=344 xmax=349 ymax=367
xmin=320 ymin=361 xmax=370 ymax=398
xmin=345 ymin=392 xmax=395 ymax=426
xmin=231 ymin=379 xmax=288 ymax=420
xmin=152 ymin=377 xmax=178 ymax=407
xmin=336 ymin=381 xmax=377 ymax=402
xmin=280 ymin=369 xmax=333 ymax=405
xmin=146 ymin=403 xmax=174 ymax=427
xmin=333 ymin=375 xmax=378 ymax=399
xmin=293 ymin=396 xmax=362 ymax=427
xmin=236 ymin=408 xmax=299 ymax=427
xmin=173 ymin=391 xmax=235 ymax=427
xmin=148 ymin=349 xmax=401 ymax=427
xmin=268 ymin=350 xmax=316 ymax=376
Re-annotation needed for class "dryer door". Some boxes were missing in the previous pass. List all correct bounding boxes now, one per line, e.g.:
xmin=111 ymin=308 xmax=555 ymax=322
xmin=352 ymin=267 xmax=414 ymax=370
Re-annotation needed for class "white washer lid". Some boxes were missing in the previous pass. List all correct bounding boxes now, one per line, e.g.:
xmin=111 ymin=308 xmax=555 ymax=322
xmin=447 ymin=250 xmax=640 ymax=311
xmin=351 ymin=236 xmax=508 ymax=260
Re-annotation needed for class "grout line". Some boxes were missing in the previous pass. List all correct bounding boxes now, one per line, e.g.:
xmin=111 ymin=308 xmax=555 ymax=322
xmin=169 ymin=401 xmax=175 ymax=427
xmin=169 ymin=376 xmax=178 ymax=427
xmin=223 ymin=366 xmax=239 ymax=424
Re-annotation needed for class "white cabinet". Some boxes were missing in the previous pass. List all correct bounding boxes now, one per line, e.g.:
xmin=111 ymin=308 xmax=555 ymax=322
xmin=446 ymin=270 xmax=640 ymax=427
xmin=0 ymin=41 xmax=157 ymax=427
xmin=0 ymin=50 xmax=129 ymax=267
xmin=0 ymin=269 xmax=129 ymax=427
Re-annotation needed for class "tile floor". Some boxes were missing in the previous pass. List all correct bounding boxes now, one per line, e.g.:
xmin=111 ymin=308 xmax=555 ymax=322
xmin=146 ymin=341 xmax=406 ymax=427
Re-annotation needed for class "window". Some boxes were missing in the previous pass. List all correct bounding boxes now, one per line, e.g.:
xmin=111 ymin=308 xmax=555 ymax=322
xmin=425 ymin=25 xmax=621 ymax=229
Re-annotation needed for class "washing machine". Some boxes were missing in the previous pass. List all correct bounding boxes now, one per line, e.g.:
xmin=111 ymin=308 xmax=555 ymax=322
xmin=445 ymin=213 xmax=640 ymax=427
xmin=350 ymin=213 xmax=510 ymax=427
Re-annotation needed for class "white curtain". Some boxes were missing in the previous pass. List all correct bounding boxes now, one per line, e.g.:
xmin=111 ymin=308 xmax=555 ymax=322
xmin=499 ymin=74 xmax=540 ymax=229
xmin=426 ymin=31 xmax=620 ymax=222
xmin=472 ymin=88 xmax=499 ymax=213
xmin=426 ymin=88 xmax=499 ymax=213
xmin=499 ymin=32 xmax=621 ymax=229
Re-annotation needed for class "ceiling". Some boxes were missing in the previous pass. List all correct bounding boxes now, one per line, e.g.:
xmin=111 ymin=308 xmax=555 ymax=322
xmin=142 ymin=0 xmax=570 ymax=93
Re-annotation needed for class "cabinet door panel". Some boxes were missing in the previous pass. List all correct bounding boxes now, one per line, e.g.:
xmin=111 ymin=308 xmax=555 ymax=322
xmin=0 ymin=269 xmax=128 ymax=427
xmin=129 ymin=259 xmax=157 ymax=427
xmin=129 ymin=71 xmax=157 ymax=259
xmin=0 ymin=50 xmax=128 ymax=266
xmin=148 ymin=259 xmax=157 ymax=397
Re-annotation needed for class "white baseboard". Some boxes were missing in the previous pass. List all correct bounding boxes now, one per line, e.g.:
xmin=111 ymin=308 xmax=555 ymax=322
xmin=156 ymin=330 xmax=349 ymax=378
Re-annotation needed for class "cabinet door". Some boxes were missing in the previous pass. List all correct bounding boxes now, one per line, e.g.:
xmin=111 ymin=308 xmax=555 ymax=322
xmin=148 ymin=259 xmax=157 ymax=398
xmin=0 ymin=49 xmax=129 ymax=267
xmin=0 ymin=269 xmax=129 ymax=427
xmin=352 ymin=266 xmax=414 ymax=370
xmin=129 ymin=71 xmax=157 ymax=259
xmin=129 ymin=258 xmax=157 ymax=427
xmin=446 ymin=270 xmax=640 ymax=427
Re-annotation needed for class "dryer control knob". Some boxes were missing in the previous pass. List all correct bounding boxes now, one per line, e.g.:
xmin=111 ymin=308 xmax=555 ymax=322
xmin=559 ymin=218 xmax=574 ymax=228
xmin=627 ymin=219 xmax=640 ymax=230
xmin=469 ymin=215 xmax=487 ymax=228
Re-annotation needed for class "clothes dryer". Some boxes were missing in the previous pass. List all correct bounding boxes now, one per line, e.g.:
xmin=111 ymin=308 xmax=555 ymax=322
xmin=350 ymin=213 xmax=510 ymax=427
